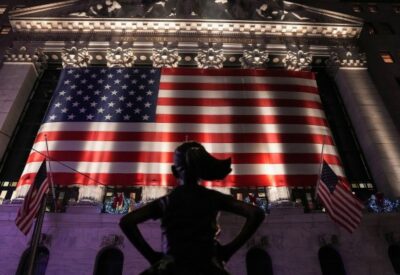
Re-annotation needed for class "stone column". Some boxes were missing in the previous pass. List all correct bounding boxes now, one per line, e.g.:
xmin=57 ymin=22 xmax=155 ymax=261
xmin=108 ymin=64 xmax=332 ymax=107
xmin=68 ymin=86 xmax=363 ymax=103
xmin=328 ymin=49 xmax=400 ymax=197
xmin=1 ymin=47 xmax=48 ymax=198
xmin=0 ymin=47 xmax=47 ymax=162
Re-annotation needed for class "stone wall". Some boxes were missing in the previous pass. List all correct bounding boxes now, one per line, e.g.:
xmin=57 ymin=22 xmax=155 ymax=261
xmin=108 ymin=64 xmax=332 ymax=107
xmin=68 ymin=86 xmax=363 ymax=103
xmin=0 ymin=204 xmax=399 ymax=275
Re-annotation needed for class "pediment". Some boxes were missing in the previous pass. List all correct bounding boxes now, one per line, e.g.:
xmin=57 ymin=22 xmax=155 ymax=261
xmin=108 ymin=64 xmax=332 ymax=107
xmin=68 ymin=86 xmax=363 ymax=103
xmin=10 ymin=0 xmax=361 ymax=24
xmin=9 ymin=0 xmax=363 ymax=38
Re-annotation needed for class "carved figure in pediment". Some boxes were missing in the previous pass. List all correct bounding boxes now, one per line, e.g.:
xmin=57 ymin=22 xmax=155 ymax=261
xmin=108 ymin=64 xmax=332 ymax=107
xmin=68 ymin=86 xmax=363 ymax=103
xmin=69 ymin=0 xmax=311 ymax=21
xmin=227 ymin=0 xmax=260 ymax=20
xmin=88 ymin=0 xmax=122 ymax=17
xmin=254 ymin=0 xmax=285 ymax=20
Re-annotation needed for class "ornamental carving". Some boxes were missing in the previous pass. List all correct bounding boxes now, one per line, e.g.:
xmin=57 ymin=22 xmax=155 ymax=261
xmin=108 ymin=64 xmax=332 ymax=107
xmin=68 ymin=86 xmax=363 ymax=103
xmin=240 ymin=47 xmax=269 ymax=68
xmin=195 ymin=47 xmax=225 ymax=69
xmin=105 ymin=47 xmax=135 ymax=67
xmin=325 ymin=48 xmax=367 ymax=75
xmin=61 ymin=47 xmax=93 ymax=68
xmin=327 ymin=49 xmax=367 ymax=68
xmin=283 ymin=50 xmax=312 ymax=71
xmin=70 ymin=0 xmax=313 ymax=22
xmin=4 ymin=46 xmax=48 ymax=71
xmin=152 ymin=47 xmax=181 ymax=68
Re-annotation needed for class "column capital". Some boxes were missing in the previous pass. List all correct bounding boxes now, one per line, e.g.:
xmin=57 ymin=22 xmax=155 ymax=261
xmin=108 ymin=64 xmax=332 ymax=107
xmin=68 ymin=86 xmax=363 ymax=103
xmin=283 ymin=49 xmax=312 ymax=71
xmin=240 ymin=45 xmax=269 ymax=69
xmin=106 ymin=47 xmax=135 ymax=67
xmin=195 ymin=44 xmax=225 ymax=69
xmin=152 ymin=47 xmax=181 ymax=68
xmin=326 ymin=47 xmax=367 ymax=75
xmin=61 ymin=47 xmax=93 ymax=68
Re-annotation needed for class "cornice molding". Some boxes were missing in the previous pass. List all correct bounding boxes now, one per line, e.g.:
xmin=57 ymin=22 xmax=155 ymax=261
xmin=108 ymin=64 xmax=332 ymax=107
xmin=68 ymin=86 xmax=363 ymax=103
xmin=10 ymin=18 xmax=361 ymax=40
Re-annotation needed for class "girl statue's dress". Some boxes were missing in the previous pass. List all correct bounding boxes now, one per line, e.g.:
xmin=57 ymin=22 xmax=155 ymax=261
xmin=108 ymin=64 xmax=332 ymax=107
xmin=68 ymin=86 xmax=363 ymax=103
xmin=120 ymin=142 xmax=265 ymax=275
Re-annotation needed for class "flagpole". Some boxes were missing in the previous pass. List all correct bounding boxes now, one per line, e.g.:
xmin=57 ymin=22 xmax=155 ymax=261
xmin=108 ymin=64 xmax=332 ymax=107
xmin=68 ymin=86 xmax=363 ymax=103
xmin=314 ymin=135 xmax=327 ymax=200
xmin=44 ymin=134 xmax=57 ymax=211
xmin=26 ymin=194 xmax=47 ymax=275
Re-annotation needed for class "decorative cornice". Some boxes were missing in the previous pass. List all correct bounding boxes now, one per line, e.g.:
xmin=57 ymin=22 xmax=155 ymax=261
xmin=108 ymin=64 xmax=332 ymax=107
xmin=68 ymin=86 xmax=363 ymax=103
xmin=195 ymin=47 xmax=225 ymax=69
xmin=152 ymin=47 xmax=180 ymax=68
xmin=105 ymin=47 xmax=135 ymax=67
xmin=10 ymin=19 xmax=362 ymax=40
xmin=61 ymin=47 xmax=92 ymax=68
xmin=283 ymin=50 xmax=312 ymax=71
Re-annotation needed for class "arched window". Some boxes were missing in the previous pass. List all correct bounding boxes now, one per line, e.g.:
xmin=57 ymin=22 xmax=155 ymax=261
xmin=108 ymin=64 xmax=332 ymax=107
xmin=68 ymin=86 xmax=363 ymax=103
xmin=388 ymin=244 xmax=400 ymax=274
xmin=16 ymin=246 xmax=50 ymax=275
xmin=93 ymin=247 xmax=124 ymax=275
xmin=246 ymin=247 xmax=273 ymax=275
xmin=318 ymin=246 xmax=346 ymax=275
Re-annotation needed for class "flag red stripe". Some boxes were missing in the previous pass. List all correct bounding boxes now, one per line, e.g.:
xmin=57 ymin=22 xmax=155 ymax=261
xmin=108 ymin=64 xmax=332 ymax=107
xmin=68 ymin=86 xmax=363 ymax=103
xmin=330 ymin=200 xmax=359 ymax=228
xmin=19 ymin=173 xmax=319 ymax=187
xmin=34 ymin=132 xmax=334 ymax=144
xmin=16 ymin=178 xmax=48 ymax=235
xmin=333 ymin=189 xmax=363 ymax=221
xmin=317 ymin=182 xmax=359 ymax=231
xmin=159 ymin=82 xmax=319 ymax=94
xmin=154 ymin=114 xmax=328 ymax=125
xmin=157 ymin=97 xmax=323 ymax=109
xmin=161 ymin=68 xmax=316 ymax=79
xmin=337 ymin=183 xmax=364 ymax=210
xmin=26 ymin=151 xmax=342 ymax=165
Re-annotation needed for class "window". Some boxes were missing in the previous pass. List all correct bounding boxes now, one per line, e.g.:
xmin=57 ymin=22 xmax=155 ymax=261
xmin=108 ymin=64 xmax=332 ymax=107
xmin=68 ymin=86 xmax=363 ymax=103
xmin=0 ymin=181 xmax=17 ymax=204
xmin=93 ymin=247 xmax=124 ymax=275
xmin=368 ymin=4 xmax=378 ymax=13
xmin=319 ymin=246 xmax=346 ymax=275
xmin=231 ymin=187 xmax=268 ymax=203
xmin=103 ymin=186 xmax=142 ymax=214
xmin=380 ymin=52 xmax=395 ymax=63
xmin=246 ymin=247 xmax=273 ymax=275
xmin=353 ymin=5 xmax=362 ymax=13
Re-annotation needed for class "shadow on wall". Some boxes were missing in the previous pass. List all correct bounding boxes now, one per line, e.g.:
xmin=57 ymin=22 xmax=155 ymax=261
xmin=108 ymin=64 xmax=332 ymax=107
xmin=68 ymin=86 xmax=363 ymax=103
xmin=16 ymin=246 xmax=49 ymax=275
xmin=246 ymin=247 xmax=273 ymax=275
xmin=93 ymin=246 xmax=124 ymax=275
xmin=318 ymin=245 xmax=346 ymax=275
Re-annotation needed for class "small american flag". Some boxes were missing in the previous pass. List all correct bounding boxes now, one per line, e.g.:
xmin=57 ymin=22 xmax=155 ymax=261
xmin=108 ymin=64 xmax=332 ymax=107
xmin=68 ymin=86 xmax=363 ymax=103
xmin=18 ymin=67 xmax=343 ymax=189
xmin=317 ymin=161 xmax=363 ymax=233
xmin=15 ymin=160 xmax=49 ymax=235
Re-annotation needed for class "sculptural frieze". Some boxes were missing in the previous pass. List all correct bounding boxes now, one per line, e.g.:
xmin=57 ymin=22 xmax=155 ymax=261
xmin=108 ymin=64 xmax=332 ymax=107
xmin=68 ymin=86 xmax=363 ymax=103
xmin=68 ymin=0 xmax=314 ymax=22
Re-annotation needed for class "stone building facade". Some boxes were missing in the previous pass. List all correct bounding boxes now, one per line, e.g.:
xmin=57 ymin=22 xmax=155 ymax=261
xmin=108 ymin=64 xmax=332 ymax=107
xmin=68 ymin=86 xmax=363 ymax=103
xmin=0 ymin=0 xmax=400 ymax=274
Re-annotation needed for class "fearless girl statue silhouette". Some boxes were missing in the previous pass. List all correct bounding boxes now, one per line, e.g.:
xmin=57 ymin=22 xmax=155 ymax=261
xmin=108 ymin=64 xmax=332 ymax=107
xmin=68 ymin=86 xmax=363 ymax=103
xmin=120 ymin=141 xmax=265 ymax=275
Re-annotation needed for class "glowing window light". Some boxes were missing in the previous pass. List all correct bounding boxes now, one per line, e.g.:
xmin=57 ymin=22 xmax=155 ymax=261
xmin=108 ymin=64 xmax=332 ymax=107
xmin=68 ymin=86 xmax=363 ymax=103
xmin=380 ymin=52 xmax=394 ymax=63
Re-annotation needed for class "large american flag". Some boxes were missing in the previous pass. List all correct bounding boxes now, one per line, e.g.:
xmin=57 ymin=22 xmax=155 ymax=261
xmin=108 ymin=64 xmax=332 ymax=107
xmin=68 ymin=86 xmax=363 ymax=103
xmin=317 ymin=161 xmax=363 ymax=233
xmin=18 ymin=67 xmax=343 ymax=188
xmin=16 ymin=160 xmax=49 ymax=235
